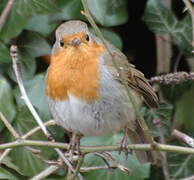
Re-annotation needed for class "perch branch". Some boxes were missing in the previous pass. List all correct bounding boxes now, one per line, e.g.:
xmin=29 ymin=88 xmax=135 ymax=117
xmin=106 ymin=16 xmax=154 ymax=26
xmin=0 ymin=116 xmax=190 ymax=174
xmin=1 ymin=140 xmax=194 ymax=155
xmin=149 ymin=72 xmax=194 ymax=84
xmin=172 ymin=129 xmax=194 ymax=148
xmin=0 ymin=0 xmax=16 ymax=31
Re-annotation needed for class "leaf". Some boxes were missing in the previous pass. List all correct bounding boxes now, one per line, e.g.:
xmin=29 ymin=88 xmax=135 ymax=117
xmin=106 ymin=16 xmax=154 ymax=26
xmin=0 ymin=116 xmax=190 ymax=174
xmin=0 ymin=0 xmax=59 ymax=41
xmin=87 ymin=0 xmax=128 ymax=26
xmin=0 ymin=42 xmax=11 ymax=64
xmin=0 ymin=167 xmax=18 ymax=180
xmin=5 ymin=106 xmax=53 ymax=177
xmin=173 ymin=15 xmax=193 ymax=55
xmin=81 ymin=134 xmax=150 ymax=180
xmin=99 ymin=28 xmax=123 ymax=50
xmin=175 ymin=83 xmax=194 ymax=132
xmin=143 ymin=0 xmax=177 ymax=33
xmin=17 ymin=31 xmax=51 ymax=58
xmin=1 ymin=156 xmax=24 ymax=176
xmin=14 ymin=73 xmax=51 ymax=120
xmin=168 ymin=153 xmax=194 ymax=179
xmin=25 ymin=15 xmax=58 ymax=36
xmin=51 ymin=0 xmax=84 ymax=21
xmin=141 ymin=103 xmax=173 ymax=137
xmin=143 ymin=0 xmax=193 ymax=56
xmin=0 ymin=76 xmax=16 ymax=132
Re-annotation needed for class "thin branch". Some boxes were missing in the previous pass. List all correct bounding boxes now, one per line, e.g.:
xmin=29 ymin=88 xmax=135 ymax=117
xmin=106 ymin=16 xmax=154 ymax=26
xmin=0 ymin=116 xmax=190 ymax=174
xmin=23 ymin=120 xmax=55 ymax=139
xmin=0 ymin=0 xmax=15 ymax=31
xmin=172 ymin=129 xmax=194 ymax=148
xmin=80 ymin=0 xmax=155 ymax=147
xmin=0 ymin=149 xmax=11 ymax=163
xmin=0 ymin=112 xmax=20 ymax=138
xmin=10 ymin=45 xmax=49 ymax=137
xmin=153 ymin=119 xmax=170 ymax=180
xmin=179 ymin=175 xmax=194 ymax=180
xmin=149 ymin=72 xmax=194 ymax=84
xmin=10 ymin=45 xmax=77 ymax=175
xmin=29 ymin=165 xmax=60 ymax=180
xmin=1 ymin=140 xmax=194 ymax=155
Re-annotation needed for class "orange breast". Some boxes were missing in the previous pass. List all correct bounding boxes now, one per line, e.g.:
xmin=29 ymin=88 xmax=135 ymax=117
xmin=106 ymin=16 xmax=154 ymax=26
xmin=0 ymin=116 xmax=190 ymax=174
xmin=46 ymin=41 xmax=105 ymax=102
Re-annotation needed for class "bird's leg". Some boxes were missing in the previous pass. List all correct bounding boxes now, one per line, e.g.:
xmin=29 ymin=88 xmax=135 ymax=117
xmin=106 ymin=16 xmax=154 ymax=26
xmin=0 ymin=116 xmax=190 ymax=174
xmin=119 ymin=128 xmax=131 ymax=156
xmin=68 ymin=133 xmax=82 ymax=158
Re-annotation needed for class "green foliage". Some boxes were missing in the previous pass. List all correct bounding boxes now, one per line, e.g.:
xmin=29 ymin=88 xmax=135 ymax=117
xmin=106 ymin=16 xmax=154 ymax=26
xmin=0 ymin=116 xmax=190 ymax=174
xmin=87 ymin=0 xmax=128 ymax=26
xmin=144 ymin=0 xmax=193 ymax=56
xmin=0 ymin=76 xmax=16 ymax=132
xmin=0 ymin=0 xmax=193 ymax=179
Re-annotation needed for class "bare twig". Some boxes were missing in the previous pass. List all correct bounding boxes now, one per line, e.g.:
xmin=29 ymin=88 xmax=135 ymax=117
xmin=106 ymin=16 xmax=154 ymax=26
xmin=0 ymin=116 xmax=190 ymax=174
xmin=30 ymin=165 xmax=60 ymax=180
xmin=1 ymin=140 xmax=194 ymax=155
xmin=0 ymin=0 xmax=16 ymax=31
xmin=172 ymin=129 xmax=194 ymax=148
xmin=10 ymin=45 xmax=77 ymax=175
xmin=0 ymin=112 xmax=20 ymax=138
xmin=179 ymin=175 xmax=194 ymax=180
xmin=153 ymin=119 xmax=170 ymax=180
xmin=149 ymin=72 xmax=194 ymax=84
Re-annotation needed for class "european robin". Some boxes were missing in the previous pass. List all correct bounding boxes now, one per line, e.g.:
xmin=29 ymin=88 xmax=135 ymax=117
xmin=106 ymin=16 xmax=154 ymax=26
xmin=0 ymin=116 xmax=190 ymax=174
xmin=46 ymin=20 xmax=158 ymax=163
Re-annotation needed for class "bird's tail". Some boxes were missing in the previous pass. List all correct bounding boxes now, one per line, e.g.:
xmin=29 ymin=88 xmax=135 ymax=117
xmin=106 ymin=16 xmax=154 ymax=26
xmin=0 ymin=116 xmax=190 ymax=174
xmin=127 ymin=122 xmax=162 ymax=164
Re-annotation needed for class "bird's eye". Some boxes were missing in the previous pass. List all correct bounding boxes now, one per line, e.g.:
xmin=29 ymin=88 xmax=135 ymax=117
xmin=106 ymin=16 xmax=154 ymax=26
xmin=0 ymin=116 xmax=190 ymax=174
xmin=59 ymin=40 xmax=64 ymax=47
xmin=85 ymin=34 xmax=90 ymax=41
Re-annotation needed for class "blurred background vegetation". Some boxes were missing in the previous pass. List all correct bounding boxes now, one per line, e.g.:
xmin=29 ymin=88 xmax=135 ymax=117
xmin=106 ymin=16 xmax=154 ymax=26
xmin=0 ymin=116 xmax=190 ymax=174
xmin=0 ymin=0 xmax=194 ymax=179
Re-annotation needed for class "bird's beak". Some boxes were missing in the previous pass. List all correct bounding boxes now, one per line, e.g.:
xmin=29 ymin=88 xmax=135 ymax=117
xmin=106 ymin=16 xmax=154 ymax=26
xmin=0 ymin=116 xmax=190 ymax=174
xmin=70 ymin=38 xmax=81 ymax=46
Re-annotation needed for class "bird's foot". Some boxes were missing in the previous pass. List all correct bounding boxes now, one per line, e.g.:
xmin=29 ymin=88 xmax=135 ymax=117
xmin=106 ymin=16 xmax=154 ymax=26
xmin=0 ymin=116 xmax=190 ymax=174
xmin=68 ymin=133 xmax=82 ymax=158
xmin=119 ymin=128 xmax=131 ymax=157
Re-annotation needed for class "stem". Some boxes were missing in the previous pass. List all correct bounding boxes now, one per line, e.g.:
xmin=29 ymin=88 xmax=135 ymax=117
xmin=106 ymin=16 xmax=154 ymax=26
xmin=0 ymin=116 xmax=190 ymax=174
xmin=30 ymin=165 xmax=60 ymax=180
xmin=0 ymin=0 xmax=16 ymax=31
xmin=1 ymin=140 xmax=194 ymax=155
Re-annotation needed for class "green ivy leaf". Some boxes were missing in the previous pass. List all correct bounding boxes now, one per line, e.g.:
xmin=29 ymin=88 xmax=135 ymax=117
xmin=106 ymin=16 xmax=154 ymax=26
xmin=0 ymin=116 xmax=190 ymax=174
xmin=81 ymin=134 xmax=150 ymax=180
xmin=1 ymin=156 xmax=24 ymax=176
xmin=25 ymin=15 xmax=58 ymax=36
xmin=0 ymin=76 xmax=16 ymax=132
xmin=87 ymin=0 xmax=128 ymax=26
xmin=0 ymin=42 xmax=11 ymax=64
xmin=175 ymin=83 xmax=194 ymax=132
xmin=0 ymin=167 xmax=18 ymax=180
xmin=143 ymin=0 xmax=177 ymax=33
xmin=51 ymin=0 xmax=84 ymax=21
xmin=143 ymin=0 xmax=193 ymax=56
xmin=141 ymin=103 xmax=173 ymax=137
xmin=17 ymin=31 xmax=51 ymax=58
xmin=14 ymin=73 xmax=51 ymax=120
xmin=0 ymin=0 xmax=59 ymax=41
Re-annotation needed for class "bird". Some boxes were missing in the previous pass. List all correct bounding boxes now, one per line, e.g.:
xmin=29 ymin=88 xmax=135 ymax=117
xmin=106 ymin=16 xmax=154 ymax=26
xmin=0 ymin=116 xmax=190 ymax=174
xmin=46 ymin=20 xmax=159 ymax=163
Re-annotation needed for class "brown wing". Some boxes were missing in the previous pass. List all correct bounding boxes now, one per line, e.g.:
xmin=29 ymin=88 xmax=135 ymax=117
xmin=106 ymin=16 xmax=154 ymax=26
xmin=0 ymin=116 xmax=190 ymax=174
xmin=101 ymin=40 xmax=159 ymax=108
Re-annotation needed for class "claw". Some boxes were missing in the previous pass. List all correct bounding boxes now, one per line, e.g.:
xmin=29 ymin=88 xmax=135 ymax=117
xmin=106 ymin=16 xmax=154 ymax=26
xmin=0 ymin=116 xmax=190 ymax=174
xmin=119 ymin=128 xmax=132 ymax=157
xmin=68 ymin=133 xmax=82 ymax=158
